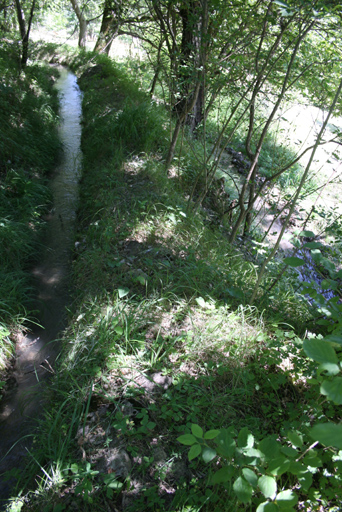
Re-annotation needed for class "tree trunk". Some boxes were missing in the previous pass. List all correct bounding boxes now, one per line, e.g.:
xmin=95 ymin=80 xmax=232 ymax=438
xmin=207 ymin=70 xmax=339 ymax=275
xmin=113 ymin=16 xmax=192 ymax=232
xmin=15 ymin=0 xmax=35 ymax=68
xmin=69 ymin=0 xmax=87 ymax=48
xmin=173 ymin=2 xmax=202 ymax=130
xmin=149 ymin=39 xmax=163 ymax=96
xmin=94 ymin=0 xmax=121 ymax=55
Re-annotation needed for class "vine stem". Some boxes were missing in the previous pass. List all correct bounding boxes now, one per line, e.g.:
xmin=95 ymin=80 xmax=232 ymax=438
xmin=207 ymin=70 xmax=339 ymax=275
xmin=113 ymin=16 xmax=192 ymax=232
xmin=296 ymin=441 xmax=319 ymax=462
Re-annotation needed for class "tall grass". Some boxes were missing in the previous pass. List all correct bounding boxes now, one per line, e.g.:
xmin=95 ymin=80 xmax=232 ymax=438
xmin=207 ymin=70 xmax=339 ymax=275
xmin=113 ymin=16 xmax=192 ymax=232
xmin=0 ymin=42 xmax=60 ymax=373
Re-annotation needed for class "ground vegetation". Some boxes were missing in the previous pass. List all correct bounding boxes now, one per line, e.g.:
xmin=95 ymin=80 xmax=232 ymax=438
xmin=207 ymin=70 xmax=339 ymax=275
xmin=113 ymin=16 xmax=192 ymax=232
xmin=0 ymin=41 xmax=60 ymax=382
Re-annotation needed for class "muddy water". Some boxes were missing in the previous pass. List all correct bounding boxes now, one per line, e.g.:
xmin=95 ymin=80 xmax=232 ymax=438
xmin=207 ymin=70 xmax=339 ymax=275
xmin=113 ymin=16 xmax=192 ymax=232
xmin=0 ymin=68 xmax=82 ymax=502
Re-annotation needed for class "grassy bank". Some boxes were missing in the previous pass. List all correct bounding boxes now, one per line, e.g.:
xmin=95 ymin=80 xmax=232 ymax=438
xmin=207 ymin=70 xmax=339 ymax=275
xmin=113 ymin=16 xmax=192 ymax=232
xmin=5 ymin=48 xmax=341 ymax=512
xmin=0 ymin=42 xmax=60 ymax=379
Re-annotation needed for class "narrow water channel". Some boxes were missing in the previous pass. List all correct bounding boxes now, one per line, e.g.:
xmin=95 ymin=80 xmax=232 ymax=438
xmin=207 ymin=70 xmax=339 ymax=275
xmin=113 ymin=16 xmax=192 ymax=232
xmin=0 ymin=68 xmax=82 ymax=502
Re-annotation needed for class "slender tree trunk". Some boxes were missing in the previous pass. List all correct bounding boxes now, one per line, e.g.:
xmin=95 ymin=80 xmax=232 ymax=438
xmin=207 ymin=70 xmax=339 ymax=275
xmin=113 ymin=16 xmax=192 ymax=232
xmin=15 ymin=0 xmax=35 ymax=68
xmin=94 ymin=0 xmax=121 ymax=54
xmin=165 ymin=79 xmax=202 ymax=170
xmin=15 ymin=0 xmax=26 ymax=40
xmin=69 ymin=0 xmax=87 ymax=48
xmin=165 ymin=0 xmax=208 ymax=169
xmin=150 ymin=39 xmax=163 ymax=96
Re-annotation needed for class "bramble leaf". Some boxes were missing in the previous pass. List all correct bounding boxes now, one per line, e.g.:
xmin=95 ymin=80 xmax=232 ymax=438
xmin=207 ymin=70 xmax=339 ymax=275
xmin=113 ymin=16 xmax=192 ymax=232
xmin=202 ymin=446 xmax=217 ymax=463
xmin=204 ymin=429 xmax=220 ymax=440
xmin=211 ymin=466 xmax=234 ymax=484
xmin=118 ymin=287 xmax=129 ymax=298
xmin=268 ymin=456 xmax=291 ymax=476
xmin=276 ymin=489 xmax=298 ymax=509
xmin=320 ymin=377 xmax=342 ymax=404
xmin=191 ymin=424 xmax=204 ymax=438
xmin=283 ymin=257 xmax=305 ymax=267
xmin=233 ymin=476 xmax=253 ymax=503
xmin=310 ymin=423 xmax=342 ymax=449
xmin=238 ymin=427 xmax=254 ymax=449
xmin=287 ymin=431 xmax=303 ymax=448
xmin=177 ymin=434 xmax=197 ymax=446
xmin=259 ymin=436 xmax=281 ymax=460
xmin=242 ymin=468 xmax=258 ymax=487
xmin=259 ymin=475 xmax=277 ymax=499
xmin=303 ymin=339 xmax=338 ymax=364
xmin=188 ymin=443 xmax=202 ymax=461
xmin=256 ymin=502 xmax=279 ymax=512
xmin=216 ymin=429 xmax=236 ymax=458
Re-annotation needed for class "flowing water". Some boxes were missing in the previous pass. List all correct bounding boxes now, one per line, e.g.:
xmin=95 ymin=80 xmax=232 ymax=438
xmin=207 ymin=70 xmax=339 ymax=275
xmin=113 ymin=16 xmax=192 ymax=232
xmin=0 ymin=68 xmax=82 ymax=503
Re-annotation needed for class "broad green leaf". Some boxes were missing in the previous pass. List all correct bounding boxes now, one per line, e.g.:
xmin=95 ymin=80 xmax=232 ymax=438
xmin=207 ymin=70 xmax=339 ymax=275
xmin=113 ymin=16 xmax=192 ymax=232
xmin=202 ymin=446 xmax=217 ymax=463
xmin=299 ymin=230 xmax=315 ymax=238
xmin=188 ymin=443 xmax=202 ymax=461
xmin=320 ymin=378 xmax=342 ymax=404
xmin=276 ymin=489 xmax=298 ymax=509
xmin=320 ymin=257 xmax=335 ymax=274
xmin=238 ymin=427 xmax=254 ymax=449
xmin=118 ymin=287 xmax=129 ymax=298
xmin=311 ymin=249 xmax=322 ymax=262
xmin=316 ymin=319 xmax=331 ymax=326
xmin=310 ymin=423 xmax=342 ymax=449
xmin=287 ymin=431 xmax=303 ymax=448
xmin=244 ymin=447 xmax=262 ymax=460
xmin=324 ymin=334 xmax=342 ymax=346
xmin=233 ymin=476 xmax=253 ymax=503
xmin=302 ymin=241 xmax=323 ymax=249
xmin=258 ymin=475 xmax=277 ymax=499
xmin=216 ymin=429 xmax=236 ymax=458
xmin=211 ymin=466 xmax=234 ymax=484
xmin=70 ymin=463 xmax=79 ymax=474
xmin=303 ymin=451 xmax=322 ymax=468
xmin=204 ymin=429 xmax=220 ymax=440
xmin=103 ymin=474 xmax=123 ymax=489
xmin=288 ymin=461 xmax=306 ymax=475
xmin=283 ymin=257 xmax=305 ymax=267
xmin=321 ymin=279 xmax=337 ymax=290
xmin=191 ymin=424 xmax=203 ymax=438
xmin=257 ymin=502 xmax=279 ymax=512
xmin=136 ymin=275 xmax=146 ymax=285
xmin=280 ymin=446 xmax=298 ymax=458
xmin=259 ymin=436 xmax=281 ymax=460
xmin=298 ymin=471 xmax=313 ymax=492
xmin=0 ymin=327 xmax=10 ymax=337
xmin=268 ymin=457 xmax=291 ymax=476
xmin=317 ymin=362 xmax=340 ymax=376
xmin=303 ymin=339 xmax=338 ymax=364
xmin=226 ymin=287 xmax=244 ymax=299
xmin=177 ymin=434 xmax=197 ymax=446
xmin=195 ymin=297 xmax=206 ymax=308
xmin=114 ymin=325 xmax=123 ymax=335
xmin=242 ymin=468 xmax=258 ymax=487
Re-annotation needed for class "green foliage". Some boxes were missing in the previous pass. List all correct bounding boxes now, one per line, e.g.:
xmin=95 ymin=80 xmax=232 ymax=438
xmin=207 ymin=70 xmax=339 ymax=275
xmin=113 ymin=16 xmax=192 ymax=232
xmin=178 ymin=419 xmax=341 ymax=510
xmin=77 ymin=54 xmax=168 ymax=163
xmin=258 ymin=136 xmax=305 ymax=190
